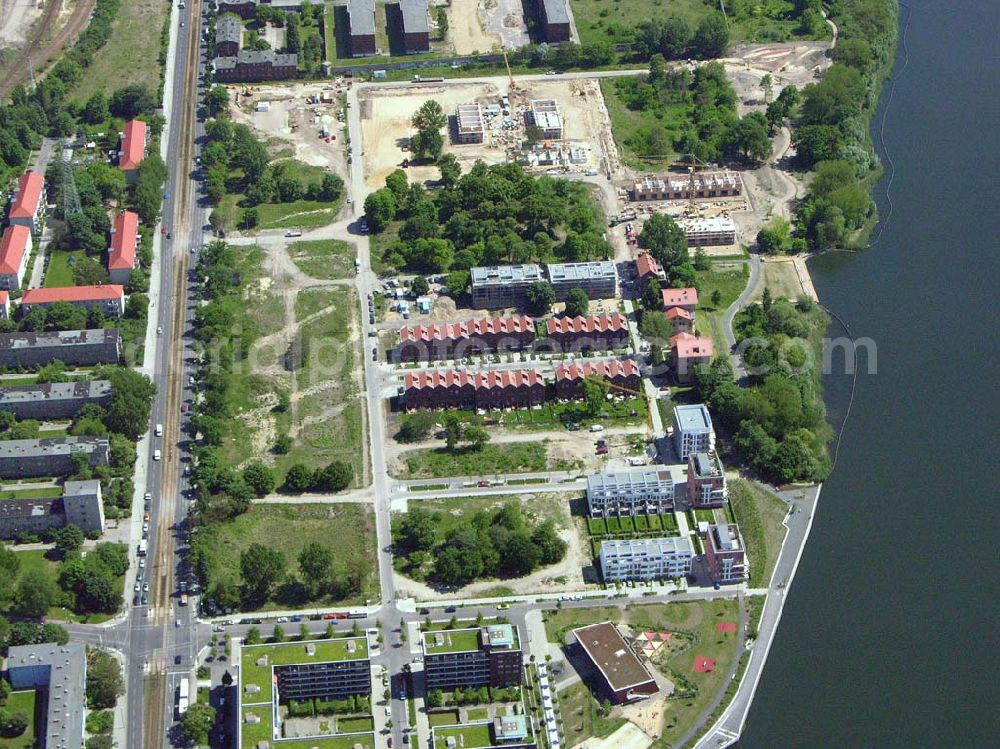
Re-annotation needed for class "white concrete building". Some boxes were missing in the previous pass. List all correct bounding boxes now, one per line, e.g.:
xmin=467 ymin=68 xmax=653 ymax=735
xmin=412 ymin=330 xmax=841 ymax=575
xmin=600 ymin=536 xmax=694 ymax=582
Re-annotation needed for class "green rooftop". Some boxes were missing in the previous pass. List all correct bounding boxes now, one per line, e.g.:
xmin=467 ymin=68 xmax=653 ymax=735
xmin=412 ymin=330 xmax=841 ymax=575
xmin=432 ymin=719 xmax=534 ymax=749
xmin=241 ymin=637 xmax=369 ymax=705
xmin=242 ymin=701 xmax=375 ymax=749
xmin=422 ymin=628 xmax=482 ymax=654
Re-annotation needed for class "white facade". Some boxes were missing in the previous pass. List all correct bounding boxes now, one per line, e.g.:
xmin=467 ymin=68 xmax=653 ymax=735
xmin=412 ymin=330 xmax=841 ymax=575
xmin=600 ymin=536 xmax=694 ymax=582
xmin=586 ymin=468 xmax=676 ymax=517
xmin=673 ymin=403 xmax=716 ymax=460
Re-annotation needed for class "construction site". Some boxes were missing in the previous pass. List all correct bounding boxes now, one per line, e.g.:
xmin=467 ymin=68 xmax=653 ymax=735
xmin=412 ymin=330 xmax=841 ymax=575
xmin=359 ymin=76 xmax=617 ymax=192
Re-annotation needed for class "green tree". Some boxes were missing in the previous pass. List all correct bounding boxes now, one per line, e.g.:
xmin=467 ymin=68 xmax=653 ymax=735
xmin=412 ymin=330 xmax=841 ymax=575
xmin=82 ymin=92 xmax=110 ymax=124
xmin=410 ymin=276 xmax=429 ymax=297
xmin=0 ymin=711 xmax=27 ymax=738
xmin=13 ymin=568 xmax=56 ymax=618
xmin=410 ymin=100 xmax=447 ymax=161
xmin=563 ymin=287 xmax=589 ymax=317
xmin=245 ymin=627 xmax=262 ymax=645
xmin=298 ymin=543 xmax=333 ymax=594
xmin=463 ymin=424 xmax=490 ymax=450
xmin=241 ymin=207 xmax=259 ymax=230
xmin=638 ymin=213 xmax=688 ymax=277
xmin=364 ymin=188 xmax=397 ymax=232
xmin=437 ymin=153 xmax=461 ymax=187
xmin=243 ymin=461 xmax=276 ymax=496
xmin=283 ymin=463 xmax=315 ymax=493
xmin=53 ymin=524 xmax=85 ymax=556
xmin=86 ymin=650 xmax=124 ymax=709
xmin=525 ymin=281 xmax=555 ymax=315
xmin=273 ymin=624 xmax=286 ymax=642
xmin=100 ymin=366 xmax=156 ymax=440
xmin=641 ymin=277 xmax=662 ymax=312
xmin=711 ymin=289 xmax=723 ymax=308
xmin=397 ymin=508 xmax=437 ymax=552
xmin=240 ymin=543 xmax=286 ymax=606
xmin=205 ymin=85 xmax=229 ymax=116
xmin=178 ymin=703 xmax=216 ymax=746
xmin=582 ymin=377 xmax=609 ymax=416
xmin=313 ymin=460 xmax=353 ymax=492
xmin=691 ymin=13 xmax=729 ymax=59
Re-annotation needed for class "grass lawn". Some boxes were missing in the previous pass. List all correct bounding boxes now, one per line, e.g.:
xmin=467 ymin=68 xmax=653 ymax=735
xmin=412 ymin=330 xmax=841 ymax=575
xmin=337 ymin=716 xmax=374 ymax=733
xmin=43 ymin=251 xmax=76 ymax=287
xmin=72 ymin=0 xmax=169 ymax=101
xmin=288 ymin=239 xmax=356 ymax=280
xmin=397 ymin=442 xmax=548 ymax=479
xmin=477 ymin=395 xmax=648 ymax=432
xmin=427 ymin=710 xmax=460 ymax=727
xmin=695 ymin=263 xmax=751 ymax=355
xmin=570 ymin=0 xmax=831 ymax=48
xmin=0 ymin=690 xmax=38 ymax=749
xmin=728 ymin=479 xmax=789 ymax=588
xmin=324 ymin=2 xmax=337 ymax=62
xmin=601 ymin=75 xmax=688 ymax=167
xmin=257 ymin=200 xmax=342 ymax=230
xmin=190 ymin=503 xmax=378 ymax=611
xmin=557 ymin=681 xmax=627 ymax=748
xmin=433 ymin=724 xmax=494 ymax=748
xmin=0 ymin=487 xmax=62 ymax=500
xmin=465 ymin=707 xmax=489 ymax=721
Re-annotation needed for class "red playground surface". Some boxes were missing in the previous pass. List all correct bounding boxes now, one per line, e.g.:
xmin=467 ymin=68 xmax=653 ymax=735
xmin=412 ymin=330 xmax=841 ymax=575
xmin=693 ymin=656 xmax=716 ymax=673
xmin=716 ymin=622 xmax=738 ymax=634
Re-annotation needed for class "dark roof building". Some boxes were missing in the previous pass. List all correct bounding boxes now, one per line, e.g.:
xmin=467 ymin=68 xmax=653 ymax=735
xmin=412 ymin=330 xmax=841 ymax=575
xmin=6 ymin=643 xmax=87 ymax=749
xmin=0 ymin=436 xmax=110 ymax=479
xmin=213 ymin=50 xmax=299 ymax=82
xmin=0 ymin=328 xmax=121 ymax=368
xmin=348 ymin=0 xmax=377 ymax=56
xmin=571 ymin=622 xmax=658 ymax=703
xmin=398 ymin=0 xmax=430 ymax=53
xmin=0 ymin=379 xmax=112 ymax=420
xmin=536 ymin=0 xmax=571 ymax=42
xmin=214 ymin=14 xmax=244 ymax=57
xmin=547 ymin=261 xmax=618 ymax=301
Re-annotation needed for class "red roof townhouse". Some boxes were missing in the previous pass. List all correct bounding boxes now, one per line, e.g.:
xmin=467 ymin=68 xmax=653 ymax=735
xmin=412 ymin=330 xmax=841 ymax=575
xmin=555 ymin=359 xmax=640 ymax=400
xmin=545 ymin=313 xmax=629 ymax=352
xmin=20 ymin=285 xmax=125 ymax=319
xmin=661 ymin=287 xmax=698 ymax=316
xmin=107 ymin=211 xmax=139 ymax=285
xmin=118 ymin=120 xmax=148 ymax=182
xmin=8 ymin=171 xmax=46 ymax=234
xmin=670 ymin=332 xmax=713 ymax=383
xmin=398 ymin=316 xmax=535 ymax=362
xmin=403 ymin=368 xmax=545 ymax=411
xmin=0 ymin=225 xmax=32 ymax=291
xmin=635 ymin=253 xmax=666 ymax=284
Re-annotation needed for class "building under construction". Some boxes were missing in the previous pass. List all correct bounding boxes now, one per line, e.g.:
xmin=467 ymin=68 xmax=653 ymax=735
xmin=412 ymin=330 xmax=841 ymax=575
xmin=677 ymin=216 xmax=737 ymax=247
xmin=631 ymin=171 xmax=743 ymax=202
xmin=455 ymin=103 xmax=485 ymax=144
xmin=529 ymin=99 xmax=563 ymax=140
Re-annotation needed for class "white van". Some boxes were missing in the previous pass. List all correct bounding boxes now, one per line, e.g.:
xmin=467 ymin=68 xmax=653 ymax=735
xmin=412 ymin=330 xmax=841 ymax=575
xmin=589 ymin=424 xmax=605 ymax=433
xmin=155 ymin=423 xmax=163 ymax=437
xmin=153 ymin=449 xmax=161 ymax=461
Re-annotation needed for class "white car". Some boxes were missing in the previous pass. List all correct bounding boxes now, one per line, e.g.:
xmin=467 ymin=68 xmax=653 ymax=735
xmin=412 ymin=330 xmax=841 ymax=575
xmin=153 ymin=450 xmax=161 ymax=461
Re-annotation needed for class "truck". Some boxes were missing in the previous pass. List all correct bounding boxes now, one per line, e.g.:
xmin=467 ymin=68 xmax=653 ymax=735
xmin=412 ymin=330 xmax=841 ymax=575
xmin=347 ymin=610 xmax=366 ymax=619
xmin=137 ymin=540 xmax=148 ymax=556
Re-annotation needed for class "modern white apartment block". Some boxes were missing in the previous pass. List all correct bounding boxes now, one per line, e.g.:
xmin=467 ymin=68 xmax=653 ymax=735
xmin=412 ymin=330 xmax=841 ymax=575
xmin=599 ymin=536 xmax=694 ymax=582
xmin=672 ymin=403 xmax=716 ymax=460
xmin=586 ymin=468 xmax=676 ymax=517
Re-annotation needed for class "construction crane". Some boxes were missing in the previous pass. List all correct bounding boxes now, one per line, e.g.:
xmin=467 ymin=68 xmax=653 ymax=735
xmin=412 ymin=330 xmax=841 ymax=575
xmin=668 ymin=154 xmax=715 ymax=212
xmin=501 ymin=45 xmax=516 ymax=91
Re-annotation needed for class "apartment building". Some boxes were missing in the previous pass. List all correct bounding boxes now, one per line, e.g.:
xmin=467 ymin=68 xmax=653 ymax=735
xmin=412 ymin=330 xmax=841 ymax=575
xmin=20 ymin=284 xmax=125 ymax=319
xmin=422 ymin=624 xmax=523 ymax=691
xmin=529 ymin=99 xmax=563 ymax=139
xmin=214 ymin=14 xmax=244 ymax=57
xmin=274 ymin=643 xmax=372 ymax=702
xmin=677 ymin=216 xmax=737 ymax=247
xmin=0 ymin=225 xmax=32 ymax=291
xmin=0 ymin=328 xmax=121 ymax=368
xmin=0 ymin=380 xmax=112 ymax=420
xmin=547 ymin=261 xmax=618 ymax=301
xmin=672 ymin=404 xmax=716 ymax=460
xmin=630 ymin=171 xmax=743 ymax=202
xmin=455 ymin=103 xmax=485 ymax=144
xmin=705 ymin=523 xmax=748 ymax=584
xmin=470 ymin=264 xmax=544 ymax=309
xmin=687 ymin=451 xmax=728 ymax=507
xmin=665 ymin=306 xmax=693 ymax=335
xmin=213 ymin=50 xmax=299 ymax=82
xmin=660 ymin=286 xmax=698 ymax=316
xmin=571 ymin=622 xmax=657 ymax=703
xmin=348 ymin=0 xmax=377 ymax=56
xmin=398 ymin=316 xmax=535 ymax=362
xmin=635 ymin=253 xmax=666 ymax=284
xmin=6 ymin=643 xmax=87 ymax=749
xmin=586 ymin=467 xmax=676 ymax=517
xmin=554 ymin=359 xmax=640 ymax=400
xmin=397 ymin=0 xmax=430 ymax=53
xmin=0 ymin=480 xmax=105 ymax=540
xmin=118 ymin=119 xmax=147 ymax=181
xmin=599 ymin=536 xmax=695 ymax=583
xmin=107 ymin=210 xmax=139 ymax=285
xmin=0 ymin=436 xmax=110 ymax=479
xmin=8 ymin=170 xmax=46 ymax=234
xmin=536 ymin=0 xmax=571 ymax=42
xmin=544 ymin=312 xmax=629 ymax=352
xmin=670 ymin=332 xmax=713 ymax=383
xmin=403 ymin=369 xmax=545 ymax=411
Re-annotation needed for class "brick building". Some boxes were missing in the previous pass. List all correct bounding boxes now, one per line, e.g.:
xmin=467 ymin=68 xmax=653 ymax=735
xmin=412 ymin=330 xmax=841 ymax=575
xmin=8 ymin=170 xmax=46 ymax=234
xmin=670 ymin=332 xmax=713 ymax=383
xmin=0 ymin=225 xmax=32 ymax=291
xmin=0 ymin=436 xmax=109 ymax=479
xmin=118 ymin=119 xmax=147 ymax=181
xmin=398 ymin=316 xmax=535 ymax=362
xmin=216 ymin=0 xmax=257 ymax=17
xmin=214 ymin=14 xmax=244 ymax=57
xmin=571 ymin=622 xmax=657 ymax=703
xmin=0 ymin=380 xmax=112 ymax=420
xmin=0 ymin=329 xmax=121 ymax=369
xmin=422 ymin=624 xmax=523 ymax=691
xmin=397 ymin=0 xmax=430 ymax=53
xmin=20 ymin=284 xmax=125 ymax=318
xmin=348 ymin=0 xmax=377 ymax=56
xmin=544 ymin=312 xmax=629 ymax=352
xmin=535 ymin=0 xmax=571 ymax=42
xmin=687 ymin=451 xmax=728 ymax=508
xmin=403 ymin=369 xmax=545 ymax=411
xmin=705 ymin=523 xmax=748 ymax=584
xmin=213 ymin=50 xmax=299 ymax=82
xmin=0 ymin=291 xmax=8 ymax=319
xmin=107 ymin=210 xmax=139 ymax=285
xmin=554 ymin=359 xmax=640 ymax=400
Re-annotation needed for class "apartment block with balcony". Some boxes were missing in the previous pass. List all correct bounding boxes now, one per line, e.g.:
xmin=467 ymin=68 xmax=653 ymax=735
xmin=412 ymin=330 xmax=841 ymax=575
xmin=672 ymin=403 xmax=716 ymax=460
xmin=586 ymin=468 xmax=677 ymax=517
xmin=599 ymin=536 xmax=694 ymax=583
xmin=686 ymin=451 xmax=728 ymax=508
xmin=705 ymin=523 xmax=748 ymax=584
xmin=422 ymin=624 xmax=523 ymax=691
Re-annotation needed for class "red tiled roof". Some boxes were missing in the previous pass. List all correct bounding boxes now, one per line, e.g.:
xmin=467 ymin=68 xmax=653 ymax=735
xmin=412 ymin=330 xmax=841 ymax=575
xmin=661 ymin=287 xmax=698 ymax=308
xmin=0 ymin=225 xmax=30 ymax=276
xmin=399 ymin=316 xmax=534 ymax=344
xmin=0 ymin=291 xmax=8 ymax=306
xmin=635 ymin=253 xmax=664 ymax=279
xmin=404 ymin=369 xmax=543 ymax=391
xmin=555 ymin=359 xmax=640 ymax=382
xmin=22 ymin=285 xmax=124 ymax=305
xmin=109 ymin=211 xmax=139 ymax=271
xmin=546 ymin=313 xmax=627 ymax=335
xmin=665 ymin=307 xmax=692 ymax=320
xmin=119 ymin=120 xmax=147 ymax=171
xmin=670 ymin=332 xmax=713 ymax=359
xmin=9 ymin=171 xmax=44 ymax=220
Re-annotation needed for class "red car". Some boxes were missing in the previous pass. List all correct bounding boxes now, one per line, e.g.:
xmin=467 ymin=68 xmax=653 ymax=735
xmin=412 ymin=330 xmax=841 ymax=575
xmin=322 ymin=613 xmax=336 ymax=620
xmin=477 ymin=480 xmax=490 ymax=488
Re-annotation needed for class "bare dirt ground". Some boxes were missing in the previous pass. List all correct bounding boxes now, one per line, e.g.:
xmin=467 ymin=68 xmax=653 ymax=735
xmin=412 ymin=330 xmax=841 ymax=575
xmin=0 ymin=0 xmax=43 ymax=48
xmin=447 ymin=0 xmax=498 ymax=55
xmin=482 ymin=0 xmax=528 ymax=50
xmin=227 ymin=81 xmax=352 ymax=182
xmin=361 ymin=77 xmax=615 ymax=192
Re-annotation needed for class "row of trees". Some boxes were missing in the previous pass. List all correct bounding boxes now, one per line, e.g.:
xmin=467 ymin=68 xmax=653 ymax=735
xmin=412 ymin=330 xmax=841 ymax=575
xmin=365 ymin=160 xmax=612 ymax=275
xmin=395 ymin=502 xmax=567 ymax=587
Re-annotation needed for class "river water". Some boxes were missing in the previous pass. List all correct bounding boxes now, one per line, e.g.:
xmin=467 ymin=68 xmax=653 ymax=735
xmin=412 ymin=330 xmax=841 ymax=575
xmin=740 ymin=2 xmax=1000 ymax=746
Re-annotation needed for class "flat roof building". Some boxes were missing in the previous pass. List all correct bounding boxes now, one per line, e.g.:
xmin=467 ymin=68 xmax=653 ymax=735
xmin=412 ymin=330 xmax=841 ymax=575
xmin=455 ymin=103 xmax=485 ymax=144
xmin=0 ymin=328 xmax=121 ymax=369
xmin=471 ymin=264 xmax=544 ymax=310
xmin=397 ymin=0 xmax=430 ymax=53
xmin=687 ymin=451 xmax=727 ymax=507
xmin=547 ymin=261 xmax=617 ymax=301
xmin=348 ymin=0 xmax=377 ymax=56
xmin=630 ymin=171 xmax=743 ymax=202
xmin=529 ymin=99 xmax=563 ymax=139
xmin=673 ymin=404 xmax=716 ymax=460
xmin=600 ymin=536 xmax=694 ymax=583
xmin=586 ymin=467 xmax=676 ymax=517
xmin=571 ymin=622 xmax=657 ymax=703
xmin=677 ymin=216 xmax=737 ymax=247
xmin=705 ymin=523 xmax=748 ymax=584
xmin=536 ymin=0 xmax=571 ymax=42
xmin=0 ymin=436 xmax=110 ymax=479
xmin=6 ymin=642 xmax=87 ymax=749
xmin=422 ymin=624 xmax=523 ymax=691
xmin=0 ymin=379 xmax=112 ymax=421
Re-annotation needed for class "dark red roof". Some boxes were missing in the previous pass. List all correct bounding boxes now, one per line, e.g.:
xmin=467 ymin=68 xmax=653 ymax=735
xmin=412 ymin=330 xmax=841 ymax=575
xmin=635 ymin=253 xmax=664 ymax=279
xmin=404 ymin=369 xmax=544 ymax=391
xmin=555 ymin=359 xmax=639 ymax=382
xmin=546 ymin=312 xmax=627 ymax=335
xmin=399 ymin=316 xmax=534 ymax=344
xmin=661 ymin=287 xmax=698 ymax=308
